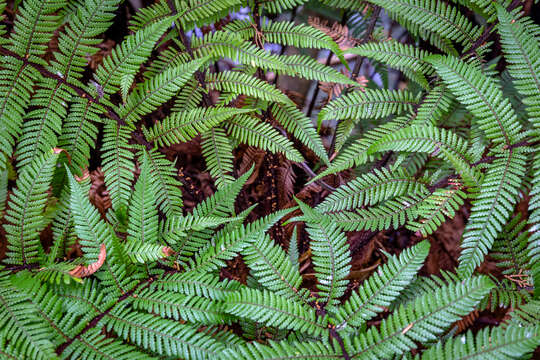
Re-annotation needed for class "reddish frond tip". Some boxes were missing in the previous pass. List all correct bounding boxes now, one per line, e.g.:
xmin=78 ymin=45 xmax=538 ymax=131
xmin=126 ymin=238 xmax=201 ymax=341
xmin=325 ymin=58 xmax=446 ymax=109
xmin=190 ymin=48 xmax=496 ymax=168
xmin=52 ymin=147 xmax=72 ymax=164
xmin=162 ymin=246 xmax=175 ymax=257
xmin=69 ymin=244 xmax=107 ymax=278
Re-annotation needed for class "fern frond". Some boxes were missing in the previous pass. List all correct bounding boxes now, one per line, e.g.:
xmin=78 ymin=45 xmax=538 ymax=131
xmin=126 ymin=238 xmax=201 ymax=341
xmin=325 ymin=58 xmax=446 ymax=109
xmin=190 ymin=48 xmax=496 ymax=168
xmin=192 ymin=31 xmax=287 ymax=71
xmin=427 ymin=55 xmax=522 ymax=148
xmin=317 ymin=167 xmax=429 ymax=213
xmin=421 ymin=325 xmax=540 ymax=360
xmin=119 ymin=59 xmax=205 ymax=124
xmin=206 ymin=71 xmax=292 ymax=104
xmin=312 ymin=117 xmax=411 ymax=181
xmin=225 ymin=115 xmax=304 ymax=162
xmin=224 ymin=287 xmax=327 ymax=336
xmin=202 ymin=127 xmax=235 ymax=189
xmin=326 ymin=193 xmax=430 ymax=231
xmin=144 ymin=107 xmax=254 ymax=147
xmin=365 ymin=0 xmax=482 ymax=48
xmin=490 ymin=214 xmax=531 ymax=276
xmin=128 ymin=0 xmax=170 ymax=31
xmin=296 ymin=200 xmax=351 ymax=306
xmin=186 ymin=208 xmax=295 ymax=273
xmin=347 ymin=41 xmax=434 ymax=89
xmin=132 ymin=288 xmax=230 ymax=325
xmin=4 ymin=150 xmax=60 ymax=265
xmin=242 ymin=233 xmax=307 ymax=303
xmin=222 ymin=338 xmax=340 ymax=360
xmin=368 ymin=125 xmax=483 ymax=189
xmin=102 ymin=123 xmax=135 ymax=212
xmin=412 ymin=84 xmax=455 ymax=126
xmin=0 ymin=276 xmax=57 ymax=360
xmin=407 ymin=186 xmax=466 ymax=237
xmin=458 ymin=149 xmax=527 ymax=276
xmin=139 ymin=148 xmax=184 ymax=216
xmin=345 ymin=276 xmax=494 ymax=359
xmin=271 ymin=103 xmax=329 ymax=164
xmin=152 ymin=271 xmax=241 ymax=300
xmin=318 ymin=89 xmax=420 ymax=125
xmin=496 ymin=4 xmax=540 ymax=129
xmin=94 ymin=16 xmax=174 ymax=95
xmin=104 ymin=307 xmax=226 ymax=359
xmin=279 ymin=54 xmax=356 ymax=84
xmin=336 ymin=240 xmax=429 ymax=330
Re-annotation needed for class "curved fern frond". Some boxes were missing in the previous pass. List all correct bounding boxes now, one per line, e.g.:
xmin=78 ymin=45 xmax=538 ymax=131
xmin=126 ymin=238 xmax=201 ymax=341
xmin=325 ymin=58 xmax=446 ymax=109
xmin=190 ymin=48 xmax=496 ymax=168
xmin=458 ymin=149 xmax=527 ymax=277
xmin=202 ymin=127 xmax=235 ymax=189
xmin=317 ymin=167 xmax=429 ymax=213
xmin=102 ymin=123 xmax=135 ymax=212
xmin=139 ymin=148 xmax=184 ymax=216
xmin=271 ymin=103 xmax=329 ymax=164
xmin=242 ymin=233 xmax=307 ymax=303
xmin=206 ymin=71 xmax=291 ymax=104
xmin=4 ymin=150 xmax=60 ymax=265
xmin=426 ymin=55 xmax=522 ymax=148
xmin=368 ymin=126 xmax=483 ymax=188
xmin=346 ymin=276 xmax=494 ymax=359
xmin=365 ymin=0 xmax=482 ymax=48
xmin=225 ymin=115 xmax=304 ymax=162
xmin=318 ymin=89 xmax=420 ymax=125
xmin=131 ymin=288 xmax=230 ymax=325
xmin=279 ymin=55 xmax=356 ymax=84
xmin=496 ymin=4 xmax=540 ymax=129
xmin=335 ymin=240 xmax=430 ymax=329
xmin=192 ymin=31 xmax=287 ymax=72
xmin=152 ymin=271 xmax=241 ymax=301
xmin=326 ymin=193 xmax=430 ymax=231
xmin=144 ymin=107 xmax=254 ymax=147
xmin=119 ymin=59 xmax=205 ymax=124
xmin=224 ymin=287 xmax=327 ymax=336
xmin=407 ymin=186 xmax=466 ymax=237
xmin=296 ymin=200 xmax=351 ymax=306
xmin=347 ymin=41 xmax=434 ymax=89
xmin=104 ymin=307 xmax=226 ymax=359
xmin=420 ymin=325 xmax=540 ymax=360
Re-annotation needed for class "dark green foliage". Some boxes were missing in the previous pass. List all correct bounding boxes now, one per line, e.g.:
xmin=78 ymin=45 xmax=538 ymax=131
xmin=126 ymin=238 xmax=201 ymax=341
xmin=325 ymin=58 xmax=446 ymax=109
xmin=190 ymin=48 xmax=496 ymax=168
xmin=0 ymin=0 xmax=539 ymax=359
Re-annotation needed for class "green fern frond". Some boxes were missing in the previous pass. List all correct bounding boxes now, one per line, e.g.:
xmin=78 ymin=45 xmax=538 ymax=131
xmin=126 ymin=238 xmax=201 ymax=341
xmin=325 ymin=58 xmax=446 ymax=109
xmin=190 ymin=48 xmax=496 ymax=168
xmin=317 ymin=167 xmax=429 ymax=213
xmin=336 ymin=240 xmax=429 ymax=330
xmin=131 ymin=288 xmax=230 ymax=324
xmin=318 ymin=89 xmax=420 ymax=126
xmin=490 ymin=214 xmax=531 ymax=276
xmin=186 ymin=208 xmax=295 ymax=274
xmin=102 ymin=123 xmax=135 ymax=212
xmin=225 ymin=114 xmax=304 ymax=162
xmin=222 ymin=338 xmax=340 ymax=359
xmin=139 ymin=148 xmax=184 ymax=216
xmin=152 ymin=271 xmax=241 ymax=301
xmin=365 ymin=0 xmax=482 ymax=48
xmin=224 ymin=287 xmax=327 ymax=336
xmin=279 ymin=54 xmax=356 ymax=84
xmin=192 ymin=31 xmax=287 ymax=72
xmin=368 ymin=125 xmax=483 ymax=188
xmin=144 ymin=107 xmax=254 ymax=147
xmin=104 ymin=307 xmax=226 ymax=359
xmin=529 ymin=152 xmax=540 ymax=298
xmin=128 ymin=0 xmax=170 ymax=31
xmin=242 ymin=233 xmax=307 ymax=303
xmin=420 ymin=325 xmax=540 ymax=360
xmin=119 ymin=58 xmax=205 ymax=124
xmin=296 ymin=200 xmax=351 ymax=306
xmin=426 ymin=55 xmax=523 ymax=148
xmin=0 ymin=276 xmax=57 ymax=360
xmin=206 ymin=71 xmax=292 ymax=104
xmin=4 ymin=150 xmax=60 ymax=265
xmin=94 ymin=15 xmax=174 ymax=95
xmin=326 ymin=193 xmax=430 ymax=231
xmin=345 ymin=276 xmax=494 ymax=359
xmin=312 ymin=117 xmax=411 ymax=181
xmin=202 ymin=127 xmax=235 ymax=189
xmin=347 ymin=41 xmax=434 ymax=89
xmin=407 ymin=186 xmax=466 ymax=237
xmin=412 ymin=84 xmax=455 ymax=126
xmin=458 ymin=149 xmax=527 ymax=276
xmin=496 ymin=4 xmax=540 ymax=129
xmin=271 ymin=102 xmax=329 ymax=164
